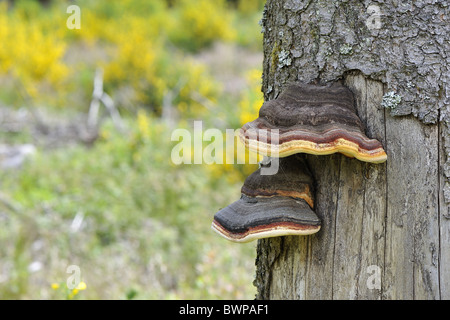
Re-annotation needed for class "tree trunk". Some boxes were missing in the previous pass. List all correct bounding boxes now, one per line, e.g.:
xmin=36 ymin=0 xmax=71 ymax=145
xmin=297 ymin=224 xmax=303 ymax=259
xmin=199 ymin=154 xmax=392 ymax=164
xmin=254 ymin=0 xmax=449 ymax=300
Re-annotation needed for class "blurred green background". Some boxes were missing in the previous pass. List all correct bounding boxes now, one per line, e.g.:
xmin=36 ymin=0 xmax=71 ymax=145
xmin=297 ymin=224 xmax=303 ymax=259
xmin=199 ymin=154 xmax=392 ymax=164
xmin=0 ymin=0 xmax=266 ymax=299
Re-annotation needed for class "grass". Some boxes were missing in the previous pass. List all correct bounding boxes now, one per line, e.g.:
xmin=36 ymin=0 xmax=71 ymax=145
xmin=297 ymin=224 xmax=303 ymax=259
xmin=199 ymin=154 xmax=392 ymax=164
xmin=0 ymin=0 xmax=265 ymax=300
xmin=0 ymin=118 xmax=258 ymax=299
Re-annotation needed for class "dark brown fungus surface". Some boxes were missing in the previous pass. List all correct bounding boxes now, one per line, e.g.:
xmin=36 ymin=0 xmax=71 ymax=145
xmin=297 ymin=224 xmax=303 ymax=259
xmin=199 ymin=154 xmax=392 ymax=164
xmin=239 ymin=82 xmax=387 ymax=163
xmin=212 ymin=156 xmax=320 ymax=243
xmin=241 ymin=155 xmax=314 ymax=208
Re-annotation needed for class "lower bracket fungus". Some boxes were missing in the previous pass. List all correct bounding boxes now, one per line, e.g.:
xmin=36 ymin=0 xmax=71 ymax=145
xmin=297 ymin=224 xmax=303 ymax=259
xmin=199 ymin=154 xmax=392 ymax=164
xmin=212 ymin=156 xmax=320 ymax=243
xmin=239 ymin=82 xmax=387 ymax=163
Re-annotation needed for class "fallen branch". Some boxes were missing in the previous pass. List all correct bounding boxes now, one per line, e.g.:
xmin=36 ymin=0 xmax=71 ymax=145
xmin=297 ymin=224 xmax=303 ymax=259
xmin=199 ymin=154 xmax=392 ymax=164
xmin=88 ymin=68 xmax=125 ymax=132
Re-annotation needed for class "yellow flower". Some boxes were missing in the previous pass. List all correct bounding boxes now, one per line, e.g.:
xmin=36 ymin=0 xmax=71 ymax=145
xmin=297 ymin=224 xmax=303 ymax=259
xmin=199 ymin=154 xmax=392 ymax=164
xmin=137 ymin=110 xmax=151 ymax=140
xmin=51 ymin=283 xmax=60 ymax=290
xmin=67 ymin=282 xmax=86 ymax=299
xmin=100 ymin=128 xmax=111 ymax=141
xmin=76 ymin=282 xmax=87 ymax=291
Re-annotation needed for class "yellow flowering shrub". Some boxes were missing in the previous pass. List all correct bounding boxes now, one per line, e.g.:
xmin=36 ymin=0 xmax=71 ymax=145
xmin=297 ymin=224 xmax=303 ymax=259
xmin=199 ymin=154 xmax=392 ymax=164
xmin=238 ymin=68 xmax=264 ymax=176
xmin=205 ymin=68 xmax=264 ymax=183
xmin=0 ymin=0 xmax=250 ymax=114
xmin=104 ymin=20 xmax=159 ymax=86
xmin=70 ymin=9 xmax=109 ymax=45
xmin=136 ymin=109 xmax=152 ymax=142
xmin=0 ymin=5 xmax=12 ymax=74
xmin=103 ymin=18 xmax=220 ymax=117
xmin=0 ymin=3 xmax=69 ymax=100
xmin=72 ymin=1 xmax=169 ymax=45
xmin=169 ymin=0 xmax=236 ymax=51
xmin=13 ymin=24 xmax=68 ymax=84
xmin=100 ymin=14 xmax=167 ymax=110
xmin=204 ymin=139 xmax=262 ymax=184
xmin=175 ymin=59 xmax=221 ymax=118
xmin=239 ymin=69 xmax=264 ymax=126
xmin=237 ymin=0 xmax=266 ymax=15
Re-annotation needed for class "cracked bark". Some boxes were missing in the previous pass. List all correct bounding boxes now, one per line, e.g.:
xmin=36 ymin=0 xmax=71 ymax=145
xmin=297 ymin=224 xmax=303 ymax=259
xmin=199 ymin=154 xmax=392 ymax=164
xmin=254 ymin=0 xmax=449 ymax=300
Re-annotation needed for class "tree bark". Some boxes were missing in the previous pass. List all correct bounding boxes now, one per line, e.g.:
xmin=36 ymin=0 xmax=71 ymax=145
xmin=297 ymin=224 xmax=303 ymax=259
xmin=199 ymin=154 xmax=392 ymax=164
xmin=254 ymin=0 xmax=449 ymax=300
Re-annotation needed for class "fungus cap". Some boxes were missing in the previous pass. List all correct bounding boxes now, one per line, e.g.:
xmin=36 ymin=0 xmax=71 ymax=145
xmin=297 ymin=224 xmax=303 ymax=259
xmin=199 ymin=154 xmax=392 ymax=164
xmin=239 ymin=82 xmax=387 ymax=163
xmin=211 ymin=156 xmax=320 ymax=243
xmin=212 ymin=195 xmax=321 ymax=243
xmin=241 ymin=155 xmax=314 ymax=208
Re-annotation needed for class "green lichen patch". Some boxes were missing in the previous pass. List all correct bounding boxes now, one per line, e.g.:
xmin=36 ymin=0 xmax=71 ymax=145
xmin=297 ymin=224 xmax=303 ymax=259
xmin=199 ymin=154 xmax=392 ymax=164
xmin=270 ymin=41 xmax=280 ymax=75
xmin=278 ymin=49 xmax=292 ymax=69
xmin=339 ymin=43 xmax=353 ymax=55
xmin=381 ymin=91 xmax=402 ymax=109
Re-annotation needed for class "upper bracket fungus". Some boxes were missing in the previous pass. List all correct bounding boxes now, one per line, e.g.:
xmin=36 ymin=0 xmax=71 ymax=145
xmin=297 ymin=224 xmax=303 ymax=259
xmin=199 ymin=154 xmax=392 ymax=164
xmin=239 ymin=82 xmax=387 ymax=163
xmin=212 ymin=156 xmax=320 ymax=243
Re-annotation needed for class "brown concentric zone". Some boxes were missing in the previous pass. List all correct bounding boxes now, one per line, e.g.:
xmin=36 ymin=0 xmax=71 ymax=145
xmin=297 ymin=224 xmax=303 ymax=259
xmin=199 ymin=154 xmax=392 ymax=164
xmin=240 ymin=121 xmax=387 ymax=163
xmin=240 ymin=186 xmax=314 ymax=209
xmin=211 ymin=219 xmax=321 ymax=243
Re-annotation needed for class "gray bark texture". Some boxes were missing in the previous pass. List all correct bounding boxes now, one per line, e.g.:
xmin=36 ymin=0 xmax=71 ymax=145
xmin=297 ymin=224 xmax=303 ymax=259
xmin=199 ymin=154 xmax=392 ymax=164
xmin=254 ymin=0 xmax=449 ymax=300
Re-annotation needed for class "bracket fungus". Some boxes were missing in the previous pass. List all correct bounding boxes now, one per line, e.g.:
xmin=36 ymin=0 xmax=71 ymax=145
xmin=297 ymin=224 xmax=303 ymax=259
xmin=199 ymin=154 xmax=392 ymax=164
xmin=212 ymin=156 xmax=320 ymax=243
xmin=239 ymin=82 xmax=387 ymax=163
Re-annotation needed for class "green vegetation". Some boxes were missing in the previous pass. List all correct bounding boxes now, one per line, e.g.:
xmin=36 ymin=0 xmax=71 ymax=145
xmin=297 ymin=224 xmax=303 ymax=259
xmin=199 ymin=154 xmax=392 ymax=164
xmin=0 ymin=0 xmax=265 ymax=299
